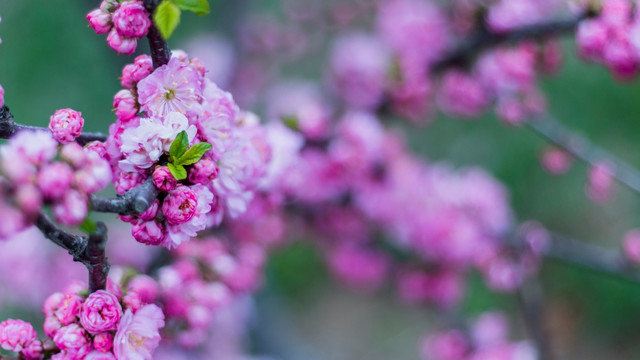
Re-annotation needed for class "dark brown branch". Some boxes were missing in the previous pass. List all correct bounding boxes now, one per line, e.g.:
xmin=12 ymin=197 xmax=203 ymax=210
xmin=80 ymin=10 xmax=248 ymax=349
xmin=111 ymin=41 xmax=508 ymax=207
xmin=35 ymin=212 xmax=110 ymax=292
xmin=90 ymin=177 xmax=159 ymax=215
xmin=143 ymin=0 xmax=171 ymax=68
xmin=0 ymin=105 xmax=107 ymax=145
xmin=526 ymin=116 xmax=640 ymax=196
xmin=431 ymin=12 xmax=592 ymax=74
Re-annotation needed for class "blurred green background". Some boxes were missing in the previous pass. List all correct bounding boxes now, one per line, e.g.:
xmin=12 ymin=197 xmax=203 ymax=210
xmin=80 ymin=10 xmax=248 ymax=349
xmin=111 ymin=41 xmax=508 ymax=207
xmin=2 ymin=0 xmax=640 ymax=358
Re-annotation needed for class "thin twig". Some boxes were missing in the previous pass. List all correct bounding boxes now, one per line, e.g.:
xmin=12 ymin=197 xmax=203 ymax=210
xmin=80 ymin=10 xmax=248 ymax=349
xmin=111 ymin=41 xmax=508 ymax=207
xmin=526 ymin=116 xmax=640 ymax=196
xmin=35 ymin=212 xmax=110 ymax=292
xmin=143 ymin=0 xmax=171 ymax=68
xmin=517 ymin=279 xmax=555 ymax=360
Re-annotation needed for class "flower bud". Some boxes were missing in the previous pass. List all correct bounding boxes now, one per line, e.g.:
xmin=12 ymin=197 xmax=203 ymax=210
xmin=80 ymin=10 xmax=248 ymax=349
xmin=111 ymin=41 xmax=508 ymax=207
xmin=162 ymin=186 xmax=198 ymax=225
xmin=112 ymin=1 xmax=151 ymax=39
xmin=107 ymin=28 xmax=137 ymax=55
xmin=80 ymin=290 xmax=123 ymax=334
xmin=132 ymin=220 xmax=165 ymax=246
xmin=121 ymin=55 xmax=153 ymax=89
xmin=87 ymin=9 xmax=112 ymax=35
xmin=93 ymin=332 xmax=114 ymax=353
xmin=49 ymin=108 xmax=85 ymax=144
xmin=37 ymin=162 xmax=74 ymax=201
xmin=152 ymin=166 xmax=177 ymax=192
xmin=113 ymin=89 xmax=138 ymax=121
xmin=188 ymin=158 xmax=219 ymax=185
xmin=53 ymin=190 xmax=89 ymax=226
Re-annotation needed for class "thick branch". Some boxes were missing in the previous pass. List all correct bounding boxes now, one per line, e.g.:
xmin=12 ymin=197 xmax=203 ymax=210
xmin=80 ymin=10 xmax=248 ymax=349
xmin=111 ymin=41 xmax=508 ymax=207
xmin=526 ymin=116 xmax=640 ymax=196
xmin=35 ymin=212 xmax=110 ymax=292
xmin=91 ymin=177 xmax=159 ymax=215
xmin=431 ymin=12 xmax=591 ymax=74
xmin=143 ymin=0 xmax=171 ymax=68
xmin=0 ymin=106 xmax=107 ymax=145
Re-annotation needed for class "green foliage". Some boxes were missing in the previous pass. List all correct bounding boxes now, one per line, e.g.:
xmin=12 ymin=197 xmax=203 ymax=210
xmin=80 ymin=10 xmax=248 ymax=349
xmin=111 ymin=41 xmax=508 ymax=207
xmin=167 ymin=131 xmax=212 ymax=180
xmin=79 ymin=217 xmax=98 ymax=235
xmin=167 ymin=162 xmax=187 ymax=180
xmin=173 ymin=0 xmax=210 ymax=16
xmin=154 ymin=0 xmax=181 ymax=39
xmin=177 ymin=142 xmax=212 ymax=166
xmin=169 ymin=130 xmax=189 ymax=160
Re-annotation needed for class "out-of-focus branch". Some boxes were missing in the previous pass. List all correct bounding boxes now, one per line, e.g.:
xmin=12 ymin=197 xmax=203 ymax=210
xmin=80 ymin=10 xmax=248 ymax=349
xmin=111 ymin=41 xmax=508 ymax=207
xmin=517 ymin=279 xmax=554 ymax=360
xmin=0 ymin=105 xmax=107 ymax=145
xmin=35 ymin=212 xmax=110 ymax=292
xmin=431 ymin=12 xmax=592 ymax=74
xmin=90 ymin=177 xmax=159 ymax=215
xmin=143 ymin=0 xmax=171 ymax=68
xmin=526 ymin=116 xmax=640 ymax=196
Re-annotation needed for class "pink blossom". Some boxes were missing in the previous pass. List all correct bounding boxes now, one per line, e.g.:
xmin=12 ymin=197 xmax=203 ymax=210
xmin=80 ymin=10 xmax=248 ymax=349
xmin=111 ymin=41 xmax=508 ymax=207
xmin=0 ymin=84 xmax=4 ymax=108
xmin=471 ymin=312 xmax=509 ymax=348
xmin=127 ymin=275 xmax=159 ymax=304
xmin=122 ymin=55 xmax=154 ymax=89
xmin=22 ymin=339 xmax=43 ymax=360
xmin=114 ymin=89 xmax=138 ymax=121
xmin=49 ymin=108 xmax=85 ymax=144
xmin=53 ymin=324 xmax=91 ymax=358
xmin=152 ymin=166 xmax=177 ymax=191
xmin=14 ymin=184 xmax=43 ymax=217
xmin=60 ymin=142 xmax=88 ymax=168
xmin=37 ymin=162 xmax=74 ymax=200
xmin=53 ymin=190 xmax=89 ymax=226
xmin=53 ymin=293 xmax=84 ymax=325
xmin=107 ymin=28 xmax=137 ymax=55
xmin=188 ymin=158 xmax=219 ymax=185
xmin=576 ymin=20 xmax=608 ymax=61
xmin=165 ymin=184 xmax=214 ymax=248
xmin=113 ymin=304 xmax=165 ymax=360
xmin=420 ymin=330 xmax=470 ymax=360
xmin=327 ymin=245 xmax=389 ymax=290
xmin=139 ymin=200 xmax=159 ymax=221
xmin=74 ymin=156 xmax=113 ymax=195
xmin=438 ymin=71 xmax=489 ymax=118
xmin=112 ymin=1 xmax=151 ymax=38
xmin=540 ymin=147 xmax=573 ymax=175
xmin=43 ymin=316 xmax=63 ymax=338
xmin=623 ymin=229 xmax=640 ymax=265
xmin=86 ymin=351 xmax=117 ymax=360
xmin=137 ymin=58 xmax=204 ymax=117
xmin=87 ymin=8 xmax=112 ymax=35
xmin=586 ymin=161 xmax=615 ymax=203
xmin=93 ymin=332 xmax=114 ymax=353
xmin=3 ymin=130 xmax=58 ymax=166
xmin=0 ymin=319 xmax=38 ymax=353
xmin=132 ymin=220 xmax=166 ymax=246
xmin=162 ymin=186 xmax=199 ymax=225
xmin=80 ymin=290 xmax=123 ymax=334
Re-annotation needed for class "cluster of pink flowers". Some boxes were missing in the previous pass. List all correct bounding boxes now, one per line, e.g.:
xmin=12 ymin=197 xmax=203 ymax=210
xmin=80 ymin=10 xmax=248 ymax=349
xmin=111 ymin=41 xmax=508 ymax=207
xmin=104 ymin=52 xmax=269 ymax=249
xmin=87 ymin=0 xmax=151 ymax=55
xmin=420 ymin=311 xmax=537 ymax=360
xmin=0 ymin=127 xmax=111 ymax=237
xmin=576 ymin=0 xmax=640 ymax=79
xmin=152 ymin=237 xmax=267 ymax=348
xmin=0 ymin=280 xmax=164 ymax=360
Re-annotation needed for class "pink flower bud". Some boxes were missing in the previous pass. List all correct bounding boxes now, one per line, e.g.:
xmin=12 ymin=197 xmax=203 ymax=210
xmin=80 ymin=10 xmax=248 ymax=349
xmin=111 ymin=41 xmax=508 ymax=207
xmin=60 ymin=142 xmax=89 ymax=168
xmin=43 ymin=316 xmax=62 ymax=338
xmin=576 ymin=20 xmax=607 ymax=61
xmin=106 ymin=278 xmax=123 ymax=300
xmin=54 ymin=293 xmax=83 ymax=326
xmin=0 ymin=84 xmax=4 ymax=108
xmin=420 ymin=330 xmax=469 ymax=360
xmin=14 ymin=184 xmax=42 ymax=218
xmin=44 ymin=292 xmax=65 ymax=315
xmin=80 ymin=290 xmax=123 ymax=334
xmin=86 ymin=351 xmax=117 ymax=360
xmin=121 ymin=291 xmax=142 ymax=313
xmin=623 ymin=229 xmax=640 ymax=265
xmin=49 ymin=108 xmax=85 ymax=144
xmin=22 ymin=339 xmax=43 ymax=360
xmin=112 ymin=1 xmax=151 ymax=38
xmin=93 ymin=332 xmax=114 ymax=353
xmin=85 ymin=141 xmax=108 ymax=158
xmin=188 ymin=158 xmax=219 ymax=185
xmin=107 ymin=28 xmax=137 ymax=55
xmin=114 ymin=170 xmax=146 ymax=194
xmin=53 ymin=190 xmax=89 ymax=226
xmin=152 ymin=166 xmax=177 ymax=192
xmin=113 ymin=89 xmax=138 ymax=121
xmin=139 ymin=200 xmax=159 ymax=221
xmin=162 ymin=186 xmax=198 ymax=225
xmin=540 ymin=147 xmax=573 ymax=175
xmin=37 ymin=162 xmax=74 ymax=200
xmin=0 ymin=319 xmax=38 ymax=353
xmin=87 ymin=9 xmax=112 ymax=35
xmin=121 ymin=55 xmax=153 ymax=89
xmin=586 ymin=161 xmax=615 ymax=203
xmin=132 ymin=220 xmax=166 ymax=246
xmin=75 ymin=159 xmax=112 ymax=194
xmin=53 ymin=324 xmax=91 ymax=357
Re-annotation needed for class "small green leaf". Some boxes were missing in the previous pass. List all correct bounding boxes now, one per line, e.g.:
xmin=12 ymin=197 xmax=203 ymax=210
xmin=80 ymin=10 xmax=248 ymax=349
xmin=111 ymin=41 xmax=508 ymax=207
xmin=176 ymin=142 xmax=212 ymax=166
xmin=173 ymin=0 xmax=210 ymax=15
xmin=169 ymin=131 xmax=189 ymax=161
xmin=168 ymin=162 xmax=187 ymax=180
xmin=154 ymin=0 xmax=181 ymax=39
xmin=80 ymin=217 xmax=98 ymax=235
xmin=282 ymin=115 xmax=299 ymax=131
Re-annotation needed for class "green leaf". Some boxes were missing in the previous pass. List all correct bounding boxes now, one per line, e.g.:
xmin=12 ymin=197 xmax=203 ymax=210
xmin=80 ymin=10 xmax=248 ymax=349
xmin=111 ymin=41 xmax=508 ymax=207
xmin=154 ymin=0 xmax=181 ymax=40
xmin=176 ymin=142 xmax=212 ymax=166
xmin=173 ymin=0 xmax=210 ymax=16
xmin=169 ymin=131 xmax=189 ymax=161
xmin=80 ymin=217 xmax=98 ymax=235
xmin=168 ymin=162 xmax=187 ymax=180
xmin=281 ymin=115 xmax=299 ymax=131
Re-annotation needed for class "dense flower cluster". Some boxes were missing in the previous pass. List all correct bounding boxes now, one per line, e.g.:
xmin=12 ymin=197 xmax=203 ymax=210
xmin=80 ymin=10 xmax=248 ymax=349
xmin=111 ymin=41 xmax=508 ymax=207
xmin=87 ymin=0 xmax=151 ymax=55
xmin=0 ymin=129 xmax=111 ymax=237
xmin=104 ymin=53 xmax=269 ymax=249
xmin=0 ymin=280 xmax=164 ymax=360
xmin=420 ymin=311 xmax=537 ymax=360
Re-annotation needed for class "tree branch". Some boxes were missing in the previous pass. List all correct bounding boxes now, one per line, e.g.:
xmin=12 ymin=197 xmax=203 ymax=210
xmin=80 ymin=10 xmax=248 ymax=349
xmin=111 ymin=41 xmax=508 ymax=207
xmin=517 ymin=279 xmax=554 ymax=360
xmin=431 ymin=12 xmax=591 ymax=74
xmin=0 ymin=106 xmax=107 ymax=145
xmin=90 ymin=177 xmax=159 ymax=215
xmin=143 ymin=0 xmax=171 ymax=69
xmin=526 ymin=116 xmax=640 ymax=196
xmin=35 ymin=212 xmax=110 ymax=292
